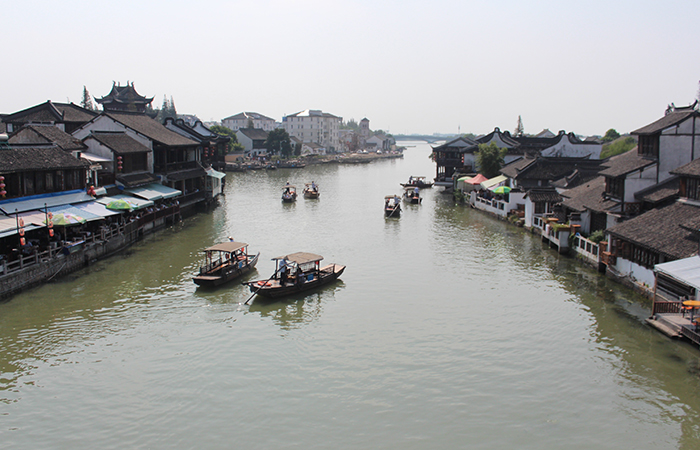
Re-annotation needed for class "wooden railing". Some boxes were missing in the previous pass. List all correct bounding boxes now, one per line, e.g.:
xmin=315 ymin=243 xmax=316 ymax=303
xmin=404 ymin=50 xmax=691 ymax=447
xmin=652 ymin=300 xmax=683 ymax=315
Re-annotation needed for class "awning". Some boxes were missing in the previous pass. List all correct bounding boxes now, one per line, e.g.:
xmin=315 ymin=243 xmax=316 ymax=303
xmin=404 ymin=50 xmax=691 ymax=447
xmin=480 ymin=175 xmax=507 ymax=190
xmin=81 ymin=152 xmax=112 ymax=162
xmin=206 ymin=168 xmax=226 ymax=179
xmin=0 ymin=189 xmax=94 ymax=214
xmin=655 ymin=256 xmax=700 ymax=292
xmin=0 ymin=211 xmax=49 ymax=238
xmin=48 ymin=205 xmax=104 ymax=222
xmin=466 ymin=174 xmax=488 ymax=185
xmin=125 ymin=183 xmax=182 ymax=201
xmin=72 ymin=201 xmax=122 ymax=218
xmin=96 ymin=194 xmax=154 ymax=210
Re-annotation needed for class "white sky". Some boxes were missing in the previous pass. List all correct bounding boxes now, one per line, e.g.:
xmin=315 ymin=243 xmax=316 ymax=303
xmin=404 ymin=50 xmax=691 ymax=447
xmin=4 ymin=0 xmax=700 ymax=136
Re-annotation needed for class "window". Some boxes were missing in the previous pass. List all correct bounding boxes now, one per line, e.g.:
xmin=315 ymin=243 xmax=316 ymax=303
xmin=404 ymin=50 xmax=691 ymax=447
xmin=683 ymin=177 xmax=700 ymax=200
xmin=606 ymin=177 xmax=623 ymax=199
xmin=638 ymin=135 xmax=659 ymax=159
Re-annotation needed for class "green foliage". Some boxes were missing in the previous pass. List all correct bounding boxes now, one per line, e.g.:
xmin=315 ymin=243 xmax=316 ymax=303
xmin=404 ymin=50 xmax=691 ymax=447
xmin=601 ymin=128 xmax=621 ymax=143
xmin=600 ymin=136 xmax=637 ymax=159
xmin=514 ymin=115 xmax=524 ymax=137
xmin=209 ymin=125 xmax=240 ymax=153
xmin=157 ymin=95 xmax=177 ymax=122
xmin=264 ymin=128 xmax=293 ymax=157
xmin=475 ymin=142 xmax=507 ymax=178
xmin=341 ymin=118 xmax=358 ymax=130
xmin=589 ymin=230 xmax=606 ymax=243
xmin=80 ymin=86 xmax=95 ymax=111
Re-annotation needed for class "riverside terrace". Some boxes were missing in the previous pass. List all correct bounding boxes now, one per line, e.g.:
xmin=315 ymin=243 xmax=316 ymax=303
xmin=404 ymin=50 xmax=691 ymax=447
xmin=0 ymin=188 xmax=181 ymax=300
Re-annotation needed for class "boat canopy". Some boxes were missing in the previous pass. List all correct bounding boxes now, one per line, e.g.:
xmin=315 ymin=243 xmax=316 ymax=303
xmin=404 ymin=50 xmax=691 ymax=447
xmin=203 ymin=242 xmax=248 ymax=253
xmin=272 ymin=252 xmax=323 ymax=264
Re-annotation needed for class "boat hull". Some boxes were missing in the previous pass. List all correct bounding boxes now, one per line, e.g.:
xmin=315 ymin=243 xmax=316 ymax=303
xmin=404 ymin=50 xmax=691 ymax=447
xmin=246 ymin=264 xmax=345 ymax=299
xmin=193 ymin=252 xmax=260 ymax=287
xmin=303 ymin=190 xmax=320 ymax=199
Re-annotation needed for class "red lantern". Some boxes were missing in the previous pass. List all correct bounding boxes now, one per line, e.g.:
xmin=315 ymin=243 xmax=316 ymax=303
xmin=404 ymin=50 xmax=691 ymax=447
xmin=20 ymin=237 xmax=26 ymax=246
xmin=49 ymin=229 xmax=54 ymax=237
xmin=19 ymin=228 xmax=24 ymax=236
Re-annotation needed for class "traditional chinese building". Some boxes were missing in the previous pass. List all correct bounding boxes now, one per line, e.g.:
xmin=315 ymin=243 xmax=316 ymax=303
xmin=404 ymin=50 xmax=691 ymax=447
xmin=95 ymin=82 xmax=154 ymax=114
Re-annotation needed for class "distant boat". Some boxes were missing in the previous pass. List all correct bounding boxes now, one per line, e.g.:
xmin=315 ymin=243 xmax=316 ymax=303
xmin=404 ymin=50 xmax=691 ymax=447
xmin=303 ymin=182 xmax=320 ymax=199
xmin=277 ymin=161 xmax=306 ymax=169
xmin=244 ymin=252 xmax=345 ymax=299
xmin=282 ymin=184 xmax=297 ymax=202
xmin=385 ymin=195 xmax=402 ymax=217
xmin=193 ymin=241 xmax=259 ymax=287
xmin=400 ymin=176 xmax=433 ymax=189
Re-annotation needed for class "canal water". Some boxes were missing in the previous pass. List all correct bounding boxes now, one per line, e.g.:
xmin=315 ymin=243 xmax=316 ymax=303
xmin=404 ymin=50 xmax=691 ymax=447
xmin=2 ymin=142 xmax=700 ymax=449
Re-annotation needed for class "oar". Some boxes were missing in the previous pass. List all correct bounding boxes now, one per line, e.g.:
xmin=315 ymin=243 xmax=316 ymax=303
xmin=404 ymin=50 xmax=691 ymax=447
xmin=244 ymin=264 xmax=283 ymax=305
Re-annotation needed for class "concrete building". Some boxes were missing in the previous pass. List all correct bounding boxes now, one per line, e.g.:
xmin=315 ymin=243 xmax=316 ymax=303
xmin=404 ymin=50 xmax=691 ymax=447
xmin=222 ymin=112 xmax=276 ymax=132
xmin=283 ymin=109 xmax=342 ymax=153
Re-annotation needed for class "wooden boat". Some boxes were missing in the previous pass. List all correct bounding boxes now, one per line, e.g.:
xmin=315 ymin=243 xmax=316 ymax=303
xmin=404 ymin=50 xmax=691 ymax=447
xmin=403 ymin=186 xmax=422 ymax=204
xmin=400 ymin=176 xmax=433 ymax=189
xmin=384 ymin=195 xmax=402 ymax=217
xmin=282 ymin=184 xmax=297 ymax=202
xmin=244 ymin=252 xmax=345 ymax=299
xmin=303 ymin=182 xmax=320 ymax=199
xmin=193 ymin=241 xmax=260 ymax=287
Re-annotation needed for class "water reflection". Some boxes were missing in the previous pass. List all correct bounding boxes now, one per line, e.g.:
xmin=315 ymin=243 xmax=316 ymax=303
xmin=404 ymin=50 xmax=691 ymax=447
xmin=247 ymin=282 xmax=344 ymax=331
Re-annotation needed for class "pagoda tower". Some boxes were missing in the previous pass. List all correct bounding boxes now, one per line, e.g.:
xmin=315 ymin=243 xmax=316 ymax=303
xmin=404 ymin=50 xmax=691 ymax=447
xmin=95 ymin=81 xmax=154 ymax=113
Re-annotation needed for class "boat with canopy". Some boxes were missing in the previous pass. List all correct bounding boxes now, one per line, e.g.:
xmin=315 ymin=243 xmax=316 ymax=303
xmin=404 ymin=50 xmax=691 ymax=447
xmin=244 ymin=252 xmax=345 ymax=299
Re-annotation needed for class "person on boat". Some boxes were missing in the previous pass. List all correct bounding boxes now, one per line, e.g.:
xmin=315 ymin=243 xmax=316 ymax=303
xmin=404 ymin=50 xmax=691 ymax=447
xmin=394 ymin=195 xmax=400 ymax=206
xmin=311 ymin=181 xmax=317 ymax=191
xmin=279 ymin=259 xmax=289 ymax=283
xmin=414 ymin=187 xmax=419 ymax=196
xmin=408 ymin=176 xmax=413 ymax=184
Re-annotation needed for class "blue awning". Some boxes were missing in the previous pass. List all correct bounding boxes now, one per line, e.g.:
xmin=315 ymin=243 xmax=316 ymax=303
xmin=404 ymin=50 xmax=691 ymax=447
xmin=0 ymin=189 xmax=95 ymax=214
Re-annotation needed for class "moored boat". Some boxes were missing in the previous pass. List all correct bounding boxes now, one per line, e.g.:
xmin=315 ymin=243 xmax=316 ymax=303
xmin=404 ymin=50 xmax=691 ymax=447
xmin=385 ymin=195 xmax=402 ymax=217
xmin=403 ymin=186 xmax=422 ymax=204
xmin=303 ymin=182 xmax=320 ymax=199
xmin=282 ymin=184 xmax=297 ymax=202
xmin=193 ymin=241 xmax=260 ymax=287
xmin=244 ymin=252 xmax=345 ymax=299
xmin=400 ymin=176 xmax=433 ymax=189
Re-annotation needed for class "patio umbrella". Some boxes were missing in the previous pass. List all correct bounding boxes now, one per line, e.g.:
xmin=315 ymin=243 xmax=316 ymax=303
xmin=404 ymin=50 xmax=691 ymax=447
xmin=106 ymin=199 xmax=135 ymax=211
xmin=47 ymin=213 xmax=87 ymax=226
xmin=492 ymin=186 xmax=511 ymax=195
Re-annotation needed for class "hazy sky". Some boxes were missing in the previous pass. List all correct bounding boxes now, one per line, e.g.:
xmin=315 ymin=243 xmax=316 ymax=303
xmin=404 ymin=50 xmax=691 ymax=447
xmin=4 ymin=0 xmax=699 ymax=136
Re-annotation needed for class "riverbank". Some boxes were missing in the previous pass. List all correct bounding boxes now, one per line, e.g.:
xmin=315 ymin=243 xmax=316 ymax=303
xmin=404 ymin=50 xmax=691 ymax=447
xmin=224 ymin=149 xmax=404 ymax=171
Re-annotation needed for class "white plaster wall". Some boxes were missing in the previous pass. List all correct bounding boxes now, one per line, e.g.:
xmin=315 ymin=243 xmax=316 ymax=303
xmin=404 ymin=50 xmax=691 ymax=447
xmin=613 ymin=258 xmax=655 ymax=287
xmin=624 ymin=165 xmax=657 ymax=202
xmin=659 ymin=134 xmax=698 ymax=181
xmin=236 ymin=131 xmax=254 ymax=152
xmin=524 ymin=198 xmax=534 ymax=228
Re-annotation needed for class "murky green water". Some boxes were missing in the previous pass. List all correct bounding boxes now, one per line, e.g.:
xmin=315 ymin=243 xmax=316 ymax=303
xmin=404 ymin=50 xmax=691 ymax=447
xmin=2 ymin=142 xmax=700 ymax=449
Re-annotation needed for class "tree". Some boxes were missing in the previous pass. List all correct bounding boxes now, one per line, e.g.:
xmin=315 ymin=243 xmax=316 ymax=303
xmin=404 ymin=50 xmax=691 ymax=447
xmin=80 ymin=86 xmax=95 ymax=111
xmin=514 ymin=115 xmax=524 ymax=137
xmin=157 ymin=95 xmax=177 ymax=121
xmin=601 ymin=128 xmax=621 ymax=143
xmin=209 ymin=125 xmax=241 ymax=153
xmin=475 ymin=142 xmax=507 ymax=178
xmin=264 ymin=128 xmax=293 ymax=157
